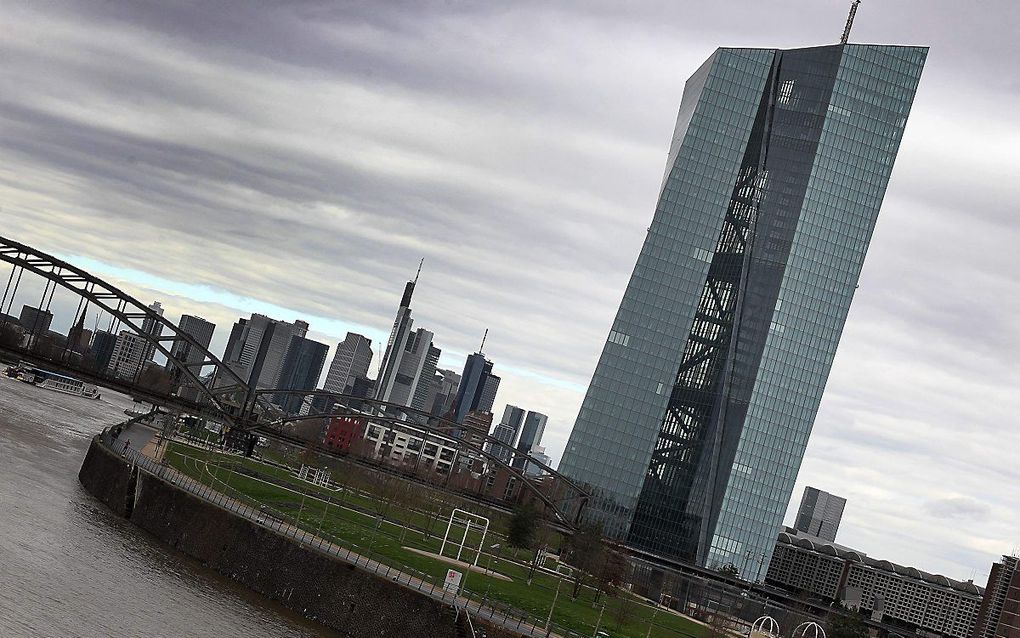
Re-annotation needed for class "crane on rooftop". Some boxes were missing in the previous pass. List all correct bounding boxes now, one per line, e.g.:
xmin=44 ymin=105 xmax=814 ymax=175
xmin=841 ymin=0 xmax=862 ymax=44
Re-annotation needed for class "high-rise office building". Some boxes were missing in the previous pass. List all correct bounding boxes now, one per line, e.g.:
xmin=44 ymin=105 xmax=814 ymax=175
xmin=272 ymin=335 xmax=329 ymax=414
xmin=109 ymin=331 xmax=149 ymax=379
xmin=512 ymin=411 xmax=547 ymax=470
xmin=375 ymin=274 xmax=418 ymax=403
xmin=221 ymin=314 xmax=309 ymax=389
xmin=453 ymin=351 xmax=499 ymax=424
xmin=18 ymin=305 xmax=52 ymax=334
xmin=525 ymin=446 xmax=552 ymax=476
xmin=488 ymin=405 xmax=525 ymax=465
xmin=376 ymin=327 xmax=439 ymax=411
xmin=558 ymin=43 xmax=926 ymax=571
xmin=169 ymin=315 xmax=215 ymax=368
xmin=89 ymin=330 xmax=118 ymax=372
xmin=323 ymin=332 xmax=373 ymax=395
xmin=794 ymin=486 xmax=846 ymax=543
xmin=974 ymin=556 xmax=1020 ymax=638
xmin=140 ymin=301 xmax=164 ymax=362
xmin=429 ymin=369 xmax=461 ymax=418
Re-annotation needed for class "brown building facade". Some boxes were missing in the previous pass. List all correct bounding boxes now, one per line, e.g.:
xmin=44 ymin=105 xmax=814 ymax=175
xmin=974 ymin=556 xmax=1020 ymax=638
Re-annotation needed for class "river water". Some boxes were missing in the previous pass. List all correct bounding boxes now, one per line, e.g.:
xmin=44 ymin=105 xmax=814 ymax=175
xmin=0 ymin=374 xmax=340 ymax=638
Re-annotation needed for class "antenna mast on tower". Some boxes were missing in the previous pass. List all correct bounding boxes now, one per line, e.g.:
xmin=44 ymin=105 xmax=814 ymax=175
xmin=479 ymin=328 xmax=488 ymax=354
xmin=414 ymin=258 xmax=424 ymax=284
xmin=841 ymin=0 xmax=862 ymax=44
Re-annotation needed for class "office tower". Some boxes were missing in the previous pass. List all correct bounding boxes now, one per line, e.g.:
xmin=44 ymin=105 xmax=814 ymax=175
xmin=140 ymin=301 xmax=164 ymax=362
xmin=558 ymin=43 xmax=926 ymax=570
xmin=18 ymin=305 xmax=52 ymax=333
xmin=169 ymin=315 xmax=216 ymax=368
xmin=89 ymin=330 xmax=118 ymax=372
xmin=108 ymin=331 xmax=149 ymax=379
xmin=794 ymin=486 xmax=846 ymax=542
xmin=525 ymin=446 xmax=552 ymax=476
xmin=429 ymin=369 xmax=461 ymax=417
xmin=323 ymin=333 xmax=373 ymax=395
xmin=375 ymin=271 xmax=419 ymax=403
xmin=512 ymin=411 xmax=548 ymax=470
xmin=974 ymin=556 xmax=1020 ymax=638
xmin=375 ymin=327 xmax=439 ymax=410
xmin=272 ymin=335 xmax=328 ymax=414
xmin=488 ymin=405 xmax=525 ymax=465
xmin=453 ymin=351 xmax=499 ymax=424
xmin=220 ymin=314 xmax=309 ymax=389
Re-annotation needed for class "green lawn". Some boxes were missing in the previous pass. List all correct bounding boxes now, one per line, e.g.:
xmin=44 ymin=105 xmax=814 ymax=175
xmin=163 ymin=442 xmax=705 ymax=638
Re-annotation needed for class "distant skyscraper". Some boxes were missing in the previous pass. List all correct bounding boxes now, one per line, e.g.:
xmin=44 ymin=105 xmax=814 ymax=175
xmin=487 ymin=405 xmax=525 ymax=465
xmin=375 ymin=271 xmax=419 ymax=403
xmin=558 ymin=43 xmax=926 ymax=571
xmin=974 ymin=555 xmax=1020 ymax=638
xmin=524 ymin=445 xmax=552 ymax=476
xmin=323 ymin=333 xmax=373 ymax=395
xmin=108 ymin=331 xmax=149 ymax=379
xmin=272 ymin=335 xmax=329 ymax=414
xmin=89 ymin=330 xmax=118 ymax=372
xmin=169 ymin=315 xmax=215 ymax=368
xmin=140 ymin=301 xmax=164 ymax=362
xmin=376 ymin=327 xmax=439 ymax=411
xmin=221 ymin=314 xmax=309 ymax=389
xmin=453 ymin=351 xmax=499 ymax=424
xmin=429 ymin=369 xmax=461 ymax=417
xmin=18 ymin=305 xmax=52 ymax=334
xmin=794 ymin=487 xmax=846 ymax=543
xmin=512 ymin=411 xmax=547 ymax=470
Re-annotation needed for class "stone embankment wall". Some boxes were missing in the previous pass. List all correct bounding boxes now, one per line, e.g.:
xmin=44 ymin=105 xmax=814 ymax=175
xmin=78 ymin=436 xmax=515 ymax=638
xmin=78 ymin=435 xmax=137 ymax=517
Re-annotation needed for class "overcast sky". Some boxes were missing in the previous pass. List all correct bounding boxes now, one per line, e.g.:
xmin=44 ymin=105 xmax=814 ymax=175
xmin=2 ymin=0 xmax=1018 ymax=582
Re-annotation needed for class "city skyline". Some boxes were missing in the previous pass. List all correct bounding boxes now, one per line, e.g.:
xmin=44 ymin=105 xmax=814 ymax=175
xmin=1 ymin=0 xmax=1018 ymax=584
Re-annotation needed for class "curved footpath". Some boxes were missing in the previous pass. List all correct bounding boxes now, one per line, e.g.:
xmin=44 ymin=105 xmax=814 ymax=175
xmin=78 ymin=427 xmax=561 ymax=638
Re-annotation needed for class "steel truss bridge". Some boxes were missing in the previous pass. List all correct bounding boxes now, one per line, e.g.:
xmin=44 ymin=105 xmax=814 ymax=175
xmin=0 ymin=234 xmax=588 ymax=527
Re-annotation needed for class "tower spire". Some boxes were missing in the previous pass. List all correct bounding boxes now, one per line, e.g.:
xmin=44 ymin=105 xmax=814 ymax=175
xmin=414 ymin=258 xmax=424 ymax=285
xmin=479 ymin=328 xmax=488 ymax=354
xmin=840 ymin=0 xmax=861 ymax=44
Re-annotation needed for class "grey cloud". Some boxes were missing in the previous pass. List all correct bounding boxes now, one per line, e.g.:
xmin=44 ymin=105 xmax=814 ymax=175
xmin=922 ymin=497 xmax=993 ymax=522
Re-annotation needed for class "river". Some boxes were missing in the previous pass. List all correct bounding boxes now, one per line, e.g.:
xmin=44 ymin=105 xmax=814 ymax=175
xmin=0 ymin=373 xmax=340 ymax=638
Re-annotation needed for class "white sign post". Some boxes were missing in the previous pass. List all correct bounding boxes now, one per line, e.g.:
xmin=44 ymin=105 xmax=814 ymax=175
xmin=444 ymin=569 xmax=463 ymax=594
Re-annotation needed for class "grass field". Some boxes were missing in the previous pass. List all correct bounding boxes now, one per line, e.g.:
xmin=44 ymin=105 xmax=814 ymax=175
xmin=163 ymin=441 xmax=706 ymax=638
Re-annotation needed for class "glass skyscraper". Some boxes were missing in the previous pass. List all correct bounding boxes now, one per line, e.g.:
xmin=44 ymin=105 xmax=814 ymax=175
xmin=558 ymin=43 xmax=926 ymax=574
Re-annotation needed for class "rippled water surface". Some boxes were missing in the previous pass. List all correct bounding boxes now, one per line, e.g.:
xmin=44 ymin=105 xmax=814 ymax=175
xmin=0 ymin=374 xmax=339 ymax=638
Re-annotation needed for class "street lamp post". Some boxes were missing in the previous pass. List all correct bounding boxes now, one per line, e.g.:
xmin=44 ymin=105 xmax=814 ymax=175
xmin=545 ymin=577 xmax=562 ymax=637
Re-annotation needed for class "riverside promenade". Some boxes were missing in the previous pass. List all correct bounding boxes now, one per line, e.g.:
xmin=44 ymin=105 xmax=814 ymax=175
xmin=83 ymin=422 xmax=571 ymax=638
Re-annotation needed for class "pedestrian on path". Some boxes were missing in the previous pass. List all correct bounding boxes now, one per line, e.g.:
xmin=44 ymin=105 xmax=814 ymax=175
xmin=122 ymin=439 xmax=130 ymax=456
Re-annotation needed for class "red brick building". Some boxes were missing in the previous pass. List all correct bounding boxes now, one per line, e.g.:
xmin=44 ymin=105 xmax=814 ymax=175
xmin=323 ymin=415 xmax=364 ymax=452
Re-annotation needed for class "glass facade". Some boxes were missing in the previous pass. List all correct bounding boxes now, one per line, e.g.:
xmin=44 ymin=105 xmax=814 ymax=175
xmin=559 ymin=44 xmax=926 ymax=574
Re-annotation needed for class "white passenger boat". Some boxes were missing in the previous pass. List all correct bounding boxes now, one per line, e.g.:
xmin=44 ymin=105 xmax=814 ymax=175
xmin=11 ymin=365 xmax=101 ymax=400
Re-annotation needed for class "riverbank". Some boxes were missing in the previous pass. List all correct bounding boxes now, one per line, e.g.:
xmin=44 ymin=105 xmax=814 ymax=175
xmin=78 ymin=431 xmax=524 ymax=637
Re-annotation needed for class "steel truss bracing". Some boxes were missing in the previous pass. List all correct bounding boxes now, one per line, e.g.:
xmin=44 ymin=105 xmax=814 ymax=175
xmin=631 ymin=83 xmax=774 ymax=558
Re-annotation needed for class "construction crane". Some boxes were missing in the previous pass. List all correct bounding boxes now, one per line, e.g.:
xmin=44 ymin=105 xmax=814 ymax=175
xmin=841 ymin=0 xmax=862 ymax=44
